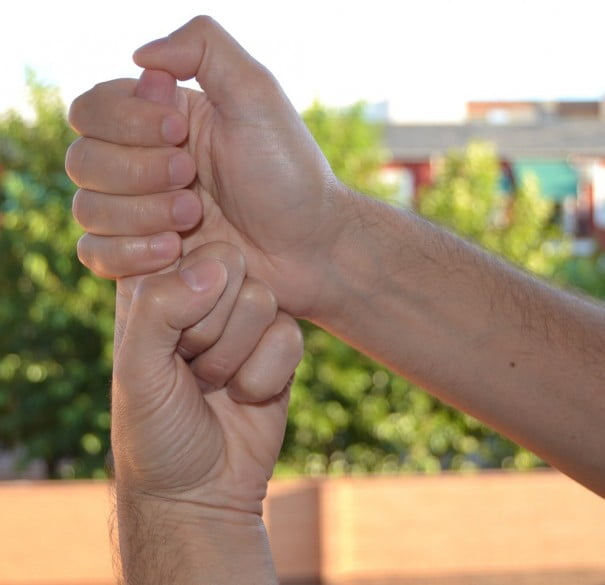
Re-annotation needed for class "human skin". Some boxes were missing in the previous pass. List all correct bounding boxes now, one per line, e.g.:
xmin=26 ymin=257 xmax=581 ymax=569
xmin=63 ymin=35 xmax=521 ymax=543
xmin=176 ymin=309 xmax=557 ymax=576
xmin=71 ymin=49 xmax=303 ymax=584
xmin=111 ymin=243 xmax=302 ymax=584
xmin=66 ymin=16 xmax=605 ymax=503
xmin=108 ymin=70 xmax=302 ymax=394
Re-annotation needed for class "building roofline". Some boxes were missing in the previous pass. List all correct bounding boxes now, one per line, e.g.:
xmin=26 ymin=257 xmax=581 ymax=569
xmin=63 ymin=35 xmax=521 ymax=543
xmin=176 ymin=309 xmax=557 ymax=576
xmin=384 ymin=120 xmax=605 ymax=160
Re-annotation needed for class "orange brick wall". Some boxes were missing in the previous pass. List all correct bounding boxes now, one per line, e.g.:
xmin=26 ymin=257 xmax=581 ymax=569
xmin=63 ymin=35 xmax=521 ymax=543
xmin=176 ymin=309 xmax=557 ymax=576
xmin=0 ymin=481 xmax=114 ymax=585
xmin=313 ymin=473 xmax=605 ymax=583
xmin=1 ymin=471 xmax=604 ymax=585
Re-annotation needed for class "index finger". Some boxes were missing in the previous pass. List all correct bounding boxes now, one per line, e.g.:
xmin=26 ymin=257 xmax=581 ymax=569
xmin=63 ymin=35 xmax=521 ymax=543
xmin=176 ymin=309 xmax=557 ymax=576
xmin=68 ymin=78 xmax=188 ymax=147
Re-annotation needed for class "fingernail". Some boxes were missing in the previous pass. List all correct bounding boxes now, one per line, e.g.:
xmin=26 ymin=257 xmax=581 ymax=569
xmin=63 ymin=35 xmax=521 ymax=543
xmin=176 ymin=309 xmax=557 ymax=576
xmin=162 ymin=114 xmax=187 ymax=144
xmin=150 ymin=232 xmax=179 ymax=259
xmin=169 ymin=152 xmax=194 ymax=186
xmin=180 ymin=259 xmax=227 ymax=293
xmin=172 ymin=193 xmax=201 ymax=228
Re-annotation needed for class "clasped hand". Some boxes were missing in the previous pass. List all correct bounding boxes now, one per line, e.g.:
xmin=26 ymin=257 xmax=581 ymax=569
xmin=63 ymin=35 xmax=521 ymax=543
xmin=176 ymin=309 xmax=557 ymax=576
xmin=66 ymin=17 xmax=335 ymax=521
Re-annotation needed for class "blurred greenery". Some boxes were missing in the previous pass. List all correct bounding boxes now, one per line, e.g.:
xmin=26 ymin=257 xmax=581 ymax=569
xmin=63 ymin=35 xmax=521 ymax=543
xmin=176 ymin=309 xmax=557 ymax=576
xmin=2 ymin=83 xmax=604 ymax=479
xmin=302 ymin=101 xmax=396 ymax=203
xmin=418 ymin=142 xmax=566 ymax=278
xmin=0 ymin=74 xmax=115 ymax=478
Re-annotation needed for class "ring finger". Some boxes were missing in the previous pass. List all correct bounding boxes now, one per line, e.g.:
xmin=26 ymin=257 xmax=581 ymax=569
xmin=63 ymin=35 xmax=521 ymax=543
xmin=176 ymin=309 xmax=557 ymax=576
xmin=72 ymin=188 xmax=202 ymax=236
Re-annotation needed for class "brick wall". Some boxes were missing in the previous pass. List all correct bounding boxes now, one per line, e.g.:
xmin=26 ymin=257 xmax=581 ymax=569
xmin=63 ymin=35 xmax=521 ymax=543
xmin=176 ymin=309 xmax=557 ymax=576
xmin=1 ymin=471 xmax=604 ymax=585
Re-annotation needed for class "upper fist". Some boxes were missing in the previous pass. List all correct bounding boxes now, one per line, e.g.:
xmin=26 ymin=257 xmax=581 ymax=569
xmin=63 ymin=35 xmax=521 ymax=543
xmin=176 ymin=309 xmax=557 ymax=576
xmin=66 ymin=16 xmax=350 ymax=320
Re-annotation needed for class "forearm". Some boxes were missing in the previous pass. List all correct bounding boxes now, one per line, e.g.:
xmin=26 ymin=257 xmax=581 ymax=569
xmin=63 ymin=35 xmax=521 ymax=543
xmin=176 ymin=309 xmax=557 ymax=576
xmin=316 ymin=188 xmax=605 ymax=496
xmin=112 ymin=485 xmax=278 ymax=585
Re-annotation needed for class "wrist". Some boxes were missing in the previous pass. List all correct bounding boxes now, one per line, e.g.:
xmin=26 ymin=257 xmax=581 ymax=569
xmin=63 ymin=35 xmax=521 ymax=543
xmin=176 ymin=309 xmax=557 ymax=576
xmin=306 ymin=186 xmax=392 ymax=328
xmin=114 ymin=485 xmax=277 ymax=585
xmin=111 ymin=452 xmax=267 ymax=518
xmin=302 ymin=181 xmax=365 ymax=324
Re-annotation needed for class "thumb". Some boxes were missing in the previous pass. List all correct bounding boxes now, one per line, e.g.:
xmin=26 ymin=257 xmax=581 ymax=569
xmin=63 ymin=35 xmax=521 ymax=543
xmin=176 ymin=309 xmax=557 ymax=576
xmin=133 ymin=16 xmax=270 ymax=115
xmin=115 ymin=258 xmax=227 ymax=392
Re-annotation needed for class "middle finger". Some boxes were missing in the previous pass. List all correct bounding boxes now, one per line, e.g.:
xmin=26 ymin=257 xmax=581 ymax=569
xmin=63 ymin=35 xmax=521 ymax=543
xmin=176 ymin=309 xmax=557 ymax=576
xmin=65 ymin=137 xmax=195 ymax=195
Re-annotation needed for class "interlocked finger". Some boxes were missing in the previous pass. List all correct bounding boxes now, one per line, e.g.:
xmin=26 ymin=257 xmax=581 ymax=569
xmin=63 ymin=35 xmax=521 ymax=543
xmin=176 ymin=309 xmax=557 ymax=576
xmin=65 ymin=137 xmax=196 ymax=195
xmin=77 ymin=232 xmax=182 ymax=279
xmin=176 ymin=242 xmax=246 ymax=358
xmin=72 ymin=188 xmax=202 ymax=236
xmin=188 ymin=278 xmax=278 ymax=389
xmin=68 ymin=77 xmax=188 ymax=147
xmin=227 ymin=311 xmax=304 ymax=403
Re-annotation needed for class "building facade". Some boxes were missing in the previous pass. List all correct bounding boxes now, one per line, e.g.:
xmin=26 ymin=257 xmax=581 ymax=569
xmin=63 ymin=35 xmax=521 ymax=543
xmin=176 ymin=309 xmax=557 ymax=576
xmin=382 ymin=100 xmax=605 ymax=251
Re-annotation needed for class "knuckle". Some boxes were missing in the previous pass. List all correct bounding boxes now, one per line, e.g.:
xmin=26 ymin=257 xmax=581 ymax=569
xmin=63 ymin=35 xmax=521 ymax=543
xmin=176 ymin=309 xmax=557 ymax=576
xmin=229 ymin=375 xmax=265 ymax=403
xmin=67 ymin=96 xmax=83 ymax=132
xmin=71 ymin=189 xmax=93 ymax=228
xmin=64 ymin=138 xmax=86 ymax=184
xmin=76 ymin=234 xmax=91 ymax=268
xmin=132 ymin=275 xmax=164 ymax=311
xmin=239 ymin=279 xmax=277 ymax=318
xmin=190 ymin=14 xmax=216 ymax=32
xmin=274 ymin=315 xmax=304 ymax=355
xmin=255 ymin=63 xmax=278 ymax=87
xmin=68 ymin=81 xmax=117 ymax=134
xmin=76 ymin=234 xmax=113 ymax=279
xmin=245 ymin=63 xmax=279 ymax=100
xmin=91 ymin=80 xmax=108 ymax=94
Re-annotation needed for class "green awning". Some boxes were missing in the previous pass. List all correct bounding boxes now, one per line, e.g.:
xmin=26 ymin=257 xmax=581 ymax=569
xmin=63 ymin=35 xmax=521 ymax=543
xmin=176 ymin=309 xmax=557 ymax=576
xmin=512 ymin=160 xmax=578 ymax=202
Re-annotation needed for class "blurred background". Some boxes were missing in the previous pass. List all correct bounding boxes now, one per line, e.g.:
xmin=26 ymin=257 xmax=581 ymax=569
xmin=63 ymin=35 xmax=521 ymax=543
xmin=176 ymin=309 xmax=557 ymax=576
xmin=1 ymin=1 xmax=605 ymax=584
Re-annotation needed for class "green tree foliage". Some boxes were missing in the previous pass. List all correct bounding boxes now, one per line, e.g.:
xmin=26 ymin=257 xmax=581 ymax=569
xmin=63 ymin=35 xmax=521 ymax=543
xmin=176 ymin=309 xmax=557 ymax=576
xmin=556 ymin=254 xmax=605 ymax=299
xmin=418 ymin=142 xmax=564 ymax=278
xmin=278 ymin=117 xmax=561 ymax=475
xmin=303 ymin=101 xmax=396 ymax=202
xmin=0 ymin=75 xmax=115 ymax=478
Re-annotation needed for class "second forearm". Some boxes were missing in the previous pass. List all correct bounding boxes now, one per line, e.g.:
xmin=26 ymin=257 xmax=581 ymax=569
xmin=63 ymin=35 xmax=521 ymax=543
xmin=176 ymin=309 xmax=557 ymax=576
xmin=315 ymin=189 xmax=605 ymax=495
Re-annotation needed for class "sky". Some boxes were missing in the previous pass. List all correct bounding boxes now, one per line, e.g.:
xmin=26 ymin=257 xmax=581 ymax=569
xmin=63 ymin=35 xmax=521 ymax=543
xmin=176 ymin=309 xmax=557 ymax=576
xmin=3 ymin=0 xmax=605 ymax=122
